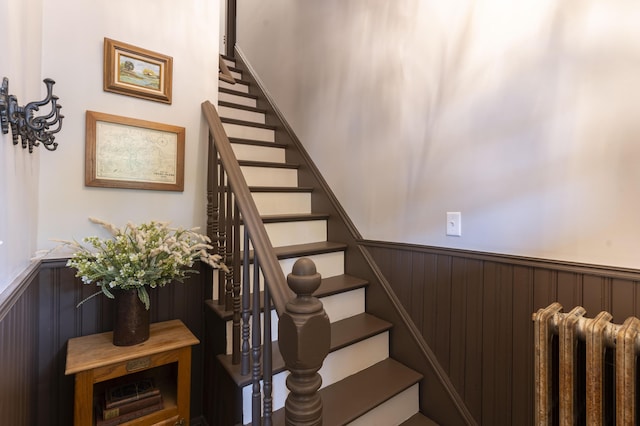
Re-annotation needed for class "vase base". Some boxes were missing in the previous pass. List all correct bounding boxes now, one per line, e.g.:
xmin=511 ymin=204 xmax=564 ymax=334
xmin=113 ymin=289 xmax=150 ymax=346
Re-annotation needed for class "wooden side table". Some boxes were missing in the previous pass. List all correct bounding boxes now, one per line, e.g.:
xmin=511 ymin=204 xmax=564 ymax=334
xmin=65 ymin=319 xmax=199 ymax=426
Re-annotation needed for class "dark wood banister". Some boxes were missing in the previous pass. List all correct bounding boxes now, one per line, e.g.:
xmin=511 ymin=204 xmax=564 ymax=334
xmin=202 ymin=99 xmax=330 ymax=425
xmin=201 ymin=100 xmax=289 ymax=315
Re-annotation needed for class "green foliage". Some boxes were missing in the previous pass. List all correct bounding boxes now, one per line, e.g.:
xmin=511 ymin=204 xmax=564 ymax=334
xmin=60 ymin=218 xmax=227 ymax=309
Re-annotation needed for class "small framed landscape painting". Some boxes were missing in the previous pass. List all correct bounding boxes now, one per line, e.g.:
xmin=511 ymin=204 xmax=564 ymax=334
xmin=103 ymin=38 xmax=173 ymax=104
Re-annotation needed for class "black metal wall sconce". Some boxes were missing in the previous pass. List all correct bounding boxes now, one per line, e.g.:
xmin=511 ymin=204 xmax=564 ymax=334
xmin=0 ymin=77 xmax=64 ymax=153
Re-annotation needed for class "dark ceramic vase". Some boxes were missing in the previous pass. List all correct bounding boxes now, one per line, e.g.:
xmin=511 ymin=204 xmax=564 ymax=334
xmin=112 ymin=288 xmax=150 ymax=346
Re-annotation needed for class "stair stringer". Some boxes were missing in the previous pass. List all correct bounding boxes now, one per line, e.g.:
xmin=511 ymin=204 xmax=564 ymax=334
xmin=234 ymin=46 xmax=478 ymax=426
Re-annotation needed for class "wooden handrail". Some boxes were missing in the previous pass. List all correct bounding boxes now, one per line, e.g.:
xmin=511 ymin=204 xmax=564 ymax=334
xmin=219 ymin=55 xmax=236 ymax=84
xmin=201 ymin=100 xmax=288 ymax=315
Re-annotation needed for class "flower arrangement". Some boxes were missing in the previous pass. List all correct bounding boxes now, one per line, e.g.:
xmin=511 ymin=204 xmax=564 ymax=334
xmin=59 ymin=217 xmax=228 ymax=309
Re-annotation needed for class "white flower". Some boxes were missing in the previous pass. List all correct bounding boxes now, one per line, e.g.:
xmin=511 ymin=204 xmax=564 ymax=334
xmin=57 ymin=218 xmax=227 ymax=310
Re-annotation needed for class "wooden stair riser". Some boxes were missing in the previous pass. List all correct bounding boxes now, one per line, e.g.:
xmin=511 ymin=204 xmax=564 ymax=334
xmin=278 ymin=251 xmax=345 ymax=279
xmin=240 ymin=165 xmax=298 ymax=187
xmin=230 ymin=143 xmax=284 ymax=163
xmin=219 ymin=105 xmax=266 ymax=124
xmin=239 ymin=219 xmax=327 ymax=250
xmin=222 ymin=286 xmax=367 ymax=357
xmin=319 ymin=331 xmax=389 ymax=386
xmin=240 ymin=331 xmax=391 ymax=424
xmin=219 ymin=91 xmax=257 ymax=108
xmin=348 ymin=384 xmax=421 ymax=426
xmin=251 ymin=191 xmax=312 ymax=215
xmin=221 ymin=188 xmax=311 ymax=215
xmin=223 ymin=58 xmax=235 ymax=68
xmin=223 ymin=122 xmax=275 ymax=142
xmin=212 ymin=251 xmax=346 ymax=298
xmin=219 ymin=79 xmax=249 ymax=93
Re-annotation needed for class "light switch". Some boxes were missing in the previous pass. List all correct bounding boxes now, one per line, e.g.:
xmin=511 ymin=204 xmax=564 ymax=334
xmin=446 ymin=212 xmax=461 ymax=236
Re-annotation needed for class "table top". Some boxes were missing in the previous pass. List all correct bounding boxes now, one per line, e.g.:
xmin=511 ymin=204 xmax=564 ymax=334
xmin=65 ymin=319 xmax=199 ymax=375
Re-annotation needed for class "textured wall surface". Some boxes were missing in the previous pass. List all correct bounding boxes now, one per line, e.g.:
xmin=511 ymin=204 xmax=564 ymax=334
xmin=236 ymin=0 xmax=640 ymax=269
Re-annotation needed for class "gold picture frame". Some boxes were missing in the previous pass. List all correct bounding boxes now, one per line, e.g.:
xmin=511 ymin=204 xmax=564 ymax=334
xmin=103 ymin=38 xmax=173 ymax=104
xmin=85 ymin=111 xmax=185 ymax=191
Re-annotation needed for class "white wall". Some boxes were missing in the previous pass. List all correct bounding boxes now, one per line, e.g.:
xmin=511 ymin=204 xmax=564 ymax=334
xmin=0 ymin=0 xmax=43 ymax=293
xmin=236 ymin=0 xmax=640 ymax=269
xmin=37 ymin=1 xmax=219 ymax=253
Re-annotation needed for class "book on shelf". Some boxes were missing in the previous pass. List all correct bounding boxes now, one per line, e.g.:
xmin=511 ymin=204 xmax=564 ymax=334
xmin=96 ymin=396 xmax=164 ymax=426
xmin=102 ymin=392 xmax=163 ymax=420
xmin=104 ymin=378 xmax=160 ymax=409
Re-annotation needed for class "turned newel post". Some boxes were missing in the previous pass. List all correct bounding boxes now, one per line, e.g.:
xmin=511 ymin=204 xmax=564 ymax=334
xmin=278 ymin=258 xmax=331 ymax=426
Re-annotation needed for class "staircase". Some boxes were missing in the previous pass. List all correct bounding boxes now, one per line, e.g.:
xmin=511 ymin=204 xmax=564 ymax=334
xmin=205 ymin=55 xmax=438 ymax=426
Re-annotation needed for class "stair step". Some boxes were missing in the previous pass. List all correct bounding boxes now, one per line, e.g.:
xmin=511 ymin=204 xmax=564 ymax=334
xmin=219 ymin=105 xmax=265 ymax=124
xmin=251 ymin=190 xmax=312 ymax=215
xmin=220 ymin=79 xmax=250 ymax=93
xmin=256 ymin=213 xmax=330 ymax=223
xmin=274 ymin=241 xmax=347 ymax=259
xmin=219 ymin=88 xmax=257 ymax=108
xmin=221 ymin=54 xmax=235 ymax=64
xmin=217 ymin=312 xmax=390 ymax=387
xmin=241 ymin=214 xmax=329 ymax=249
xmin=222 ymin=117 xmax=276 ymax=131
xmin=249 ymin=186 xmax=313 ymax=193
xmin=240 ymin=163 xmax=298 ymax=187
xmin=219 ymin=101 xmax=265 ymax=114
xmin=400 ymin=413 xmax=440 ymax=426
xmin=220 ymin=86 xmax=257 ymax=99
xmin=222 ymin=118 xmax=276 ymax=142
xmin=270 ymin=358 xmax=423 ymax=426
xmin=231 ymin=142 xmax=285 ymax=163
xmin=206 ymin=274 xmax=368 ymax=322
xmin=230 ymin=138 xmax=286 ymax=149
xmin=237 ymin=160 xmax=297 ymax=169
xmin=218 ymin=101 xmax=267 ymax=124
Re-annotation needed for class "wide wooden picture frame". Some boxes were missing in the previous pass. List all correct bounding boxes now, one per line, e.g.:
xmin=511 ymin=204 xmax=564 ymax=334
xmin=85 ymin=111 xmax=185 ymax=191
xmin=103 ymin=38 xmax=173 ymax=104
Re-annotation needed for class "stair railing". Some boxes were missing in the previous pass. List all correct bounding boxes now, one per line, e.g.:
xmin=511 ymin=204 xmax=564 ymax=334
xmin=202 ymin=100 xmax=330 ymax=425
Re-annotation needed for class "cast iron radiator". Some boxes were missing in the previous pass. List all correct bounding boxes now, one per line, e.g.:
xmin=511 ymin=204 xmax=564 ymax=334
xmin=533 ymin=302 xmax=640 ymax=425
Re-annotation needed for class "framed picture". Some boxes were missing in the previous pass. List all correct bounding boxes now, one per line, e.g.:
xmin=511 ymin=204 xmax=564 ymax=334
xmin=103 ymin=38 xmax=173 ymax=104
xmin=85 ymin=111 xmax=185 ymax=191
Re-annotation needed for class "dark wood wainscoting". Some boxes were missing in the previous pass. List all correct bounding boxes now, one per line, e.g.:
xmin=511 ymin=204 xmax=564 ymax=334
xmin=362 ymin=240 xmax=640 ymax=426
xmin=0 ymin=259 xmax=210 ymax=426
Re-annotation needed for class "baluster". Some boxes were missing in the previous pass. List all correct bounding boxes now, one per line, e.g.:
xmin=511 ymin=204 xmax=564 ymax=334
xmin=263 ymin=284 xmax=273 ymax=426
xmin=206 ymin=135 xmax=217 ymax=242
xmin=241 ymin=228 xmax=251 ymax=376
xmin=216 ymin=166 xmax=227 ymax=304
xmin=206 ymin=135 xmax=219 ymax=301
xmin=224 ymin=186 xmax=234 ymax=311
xmin=251 ymin=255 xmax=262 ymax=424
xmin=232 ymin=201 xmax=241 ymax=364
xmin=279 ymin=258 xmax=330 ymax=426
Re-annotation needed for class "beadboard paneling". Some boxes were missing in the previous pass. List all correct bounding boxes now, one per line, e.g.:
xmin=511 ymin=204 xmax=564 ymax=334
xmin=0 ymin=259 xmax=209 ymax=426
xmin=0 ymin=264 xmax=39 ymax=426
xmin=362 ymin=240 xmax=640 ymax=426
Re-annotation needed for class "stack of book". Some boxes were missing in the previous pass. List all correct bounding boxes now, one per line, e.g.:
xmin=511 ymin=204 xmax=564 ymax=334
xmin=96 ymin=378 xmax=163 ymax=425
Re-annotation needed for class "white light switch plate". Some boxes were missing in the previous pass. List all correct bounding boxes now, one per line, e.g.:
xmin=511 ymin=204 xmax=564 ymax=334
xmin=446 ymin=212 xmax=461 ymax=236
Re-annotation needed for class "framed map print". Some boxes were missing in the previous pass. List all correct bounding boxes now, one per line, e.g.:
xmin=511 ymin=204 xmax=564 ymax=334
xmin=85 ymin=111 xmax=185 ymax=191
